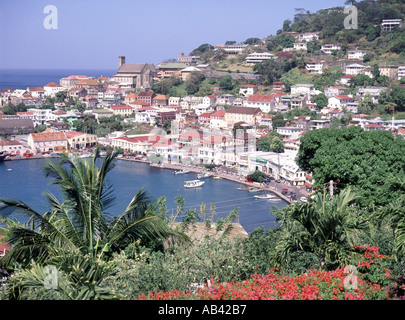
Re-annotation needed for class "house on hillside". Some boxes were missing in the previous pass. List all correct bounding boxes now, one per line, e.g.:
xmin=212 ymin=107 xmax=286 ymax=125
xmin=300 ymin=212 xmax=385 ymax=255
xmin=225 ymin=106 xmax=262 ymax=126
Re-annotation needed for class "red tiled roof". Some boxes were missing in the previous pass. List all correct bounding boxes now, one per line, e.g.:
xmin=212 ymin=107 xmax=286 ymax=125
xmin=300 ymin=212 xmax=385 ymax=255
xmin=199 ymin=113 xmax=212 ymax=118
xmin=45 ymin=82 xmax=63 ymax=87
xmin=211 ymin=110 xmax=226 ymax=117
xmin=65 ymin=131 xmax=84 ymax=139
xmin=30 ymin=132 xmax=67 ymax=142
xmin=248 ymin=94 xmax=276 ymax=103
xmin=111 ymin=104 xmax=134 ymax=110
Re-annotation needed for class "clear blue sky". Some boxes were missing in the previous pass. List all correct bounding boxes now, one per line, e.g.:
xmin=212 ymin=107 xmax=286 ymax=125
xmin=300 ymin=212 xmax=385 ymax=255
xmin=0 ymin=0 xmax=346 ymax=70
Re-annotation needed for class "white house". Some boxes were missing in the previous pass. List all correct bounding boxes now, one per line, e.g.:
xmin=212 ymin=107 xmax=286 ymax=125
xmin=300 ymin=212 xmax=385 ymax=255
xmin=306 ymin=61 xmax=325 ymax=74
xmin=324 ymin=86 xmax=346 ymax=98
xmin=321 ymin=44 xmax=341 ymax=55
xmin=328 ymin=95 xmax=358 ymax=110
xmin=345 ymin=63 xmax=369 ymax=76
xmin=239 ymin=84 xmax=258 ymax=98
xmin=291 ymin=84 xmax=315 ymax=95
xmin=26 ymin=108 xmax=55 ymax=126
xmin=293 ymin=42 xmax=307 ymax=51
xmin=347 ymin=50 xmax=368 ymax=60
xmin=398 ymin=66 xmax=405 ymax=81
xmin=381 ymin=19 xmax=403 ymax=31
xmin=245 ymin=52 xmax=274 ymax=64
xmin=43 ymin=82 xmax=65 ymax=97
xmin=298 ymin=32 xmax=321 ymax=42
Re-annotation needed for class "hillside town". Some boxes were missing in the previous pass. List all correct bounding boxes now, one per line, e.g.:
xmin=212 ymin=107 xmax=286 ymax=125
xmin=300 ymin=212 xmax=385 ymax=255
xmin=1 ymin=16 xmax=405 ymax=197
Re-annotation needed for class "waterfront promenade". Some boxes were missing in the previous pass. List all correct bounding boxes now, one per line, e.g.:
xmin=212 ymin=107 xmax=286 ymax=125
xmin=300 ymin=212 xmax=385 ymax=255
xmin=127 ymin=158 xmax=308 ymax=204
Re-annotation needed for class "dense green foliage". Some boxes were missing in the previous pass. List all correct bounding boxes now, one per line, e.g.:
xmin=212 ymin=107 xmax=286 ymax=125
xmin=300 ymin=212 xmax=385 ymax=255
xmin=297 ymin=127 xmax=405 ymax=207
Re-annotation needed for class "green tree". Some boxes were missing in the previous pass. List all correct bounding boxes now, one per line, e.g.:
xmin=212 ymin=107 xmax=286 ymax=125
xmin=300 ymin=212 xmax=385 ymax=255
xmin=247 ymin=170 xmax=267 ymax=183
xmin=257 ymin=131 xmax=284 ymax=153
xmin=0 ymin=149 xmax=187 ymax=298
xmin=273 ymin=187 xmax=365 ymax=270
xmin=315 ymin=93 xmax=328 ymax=108
xmin=272 ymin=113 xmax=286 ymax=130
xmin=219 ymin=75 xmax=234 ymax=91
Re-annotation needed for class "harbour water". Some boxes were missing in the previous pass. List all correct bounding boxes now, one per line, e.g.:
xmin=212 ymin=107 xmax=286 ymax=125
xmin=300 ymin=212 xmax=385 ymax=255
xmin=0 ymin=158 xmax=288 ymax=233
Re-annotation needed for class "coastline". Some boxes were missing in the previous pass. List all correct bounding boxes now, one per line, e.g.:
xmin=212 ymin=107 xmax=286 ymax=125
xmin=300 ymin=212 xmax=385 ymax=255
xmin=3 ymin=154 xmax=307 ymax=203
xmin=118 ymin=157 xmax=299 ymax=204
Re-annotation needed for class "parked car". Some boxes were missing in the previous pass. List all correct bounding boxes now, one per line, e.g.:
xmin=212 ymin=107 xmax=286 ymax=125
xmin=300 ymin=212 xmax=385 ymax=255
xmin=300 ymin=197 xmax=308 ymax=203
xmin=275 ymin=179 xmax=281 ymax=183
xmin=281 ymin=188 xmax=289 ymax=195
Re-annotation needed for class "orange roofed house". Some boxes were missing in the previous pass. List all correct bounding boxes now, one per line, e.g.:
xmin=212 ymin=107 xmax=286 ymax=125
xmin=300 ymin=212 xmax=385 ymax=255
xmin=27 ymin=131 xmax=68 ymax=154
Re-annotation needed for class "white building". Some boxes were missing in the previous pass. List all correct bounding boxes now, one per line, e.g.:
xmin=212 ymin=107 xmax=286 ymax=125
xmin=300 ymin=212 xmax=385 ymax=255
xmin=291 ymin=84 xmax=315 ymax=95
xmin=381 ymin=19 xmax=403 ymax=31
xmin=245 ymin=52 xmax=274 ymax=64
xmin=293 ymin=42 xmax=307 ymax=51
xmin=398 ymin=66 xmax=405 ymax=81
xmin=306 ymin=61 xmax=325 ymax=74
xmin=43 ymin=82 xmax=65 ymax=97
xmin=26 ymin=108 xmax=55 ymax=126
xmin=321 ymin=44 xmax=341 ymax=55
xmin=298 ymin=32 xmax=321 ymax=42
xmin=347 ymin=50 xmax=368 ymax=60
xmin=215 ymin=44 xmax=249 ymax=54
xmin=345 ymin=63 xmax=369 ymax=76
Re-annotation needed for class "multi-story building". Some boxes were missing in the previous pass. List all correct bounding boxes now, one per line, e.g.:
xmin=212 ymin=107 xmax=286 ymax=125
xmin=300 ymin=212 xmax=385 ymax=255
xmin=214 ymin=44 xmax=249 ymax=55
xmin=398 ymin=66 xmax=405 ymax=81
xmin=381 ymin=19 xmax=403 ymax=31
xmin=26 ymin=108 xmax=55 ymax=126
xmin=60 ymin=75 xmax=94 ymax=89
xmin=379 ymin=65 xmax=399 ymax=80
xmin=27 ymin=131 xmax=68 ymax=153
xmin=225 ymin=106 xmax=261 ymax=126
xmin=306 ymin=61 xmax=325 ymax=74
xmin=321 ymin=44 xmax=341 ymax=55
xmin=245 ymin=52 xmax=274 ymax=64
xmin=44 ymin=82 xmax=65 ymax=97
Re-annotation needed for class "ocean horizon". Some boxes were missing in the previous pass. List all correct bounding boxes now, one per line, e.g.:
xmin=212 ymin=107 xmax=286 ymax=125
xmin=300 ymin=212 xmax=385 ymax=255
xmin=0 ymin=68 xmax=117 ymax=91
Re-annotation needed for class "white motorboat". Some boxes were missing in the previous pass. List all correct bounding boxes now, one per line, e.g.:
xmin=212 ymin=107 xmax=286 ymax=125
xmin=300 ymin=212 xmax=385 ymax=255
xmin=174 ymin=170 xmax=190 ymax=175
xmin=184 ymin=180 xmax=205 ymax=188
xmin=254 ymin=194 xmax=276 ymax=200
xmin=197 ymin=173 xmax=212 ymax=179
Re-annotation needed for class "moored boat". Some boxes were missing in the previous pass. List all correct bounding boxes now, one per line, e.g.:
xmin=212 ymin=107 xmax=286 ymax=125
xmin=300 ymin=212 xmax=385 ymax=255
xmin=254 ymin=194 xmax=276 ymax=200
xmin=248 ymin=187 xmax=261 ymax=193
xmin=0 ymin=152 xmax=8 ymax=162
xmin=184 ymin=180 xmax=205 ymax=188
xmin=174 ymin=170 xmax=190 ymax=175
xmin=213 ymin=176 xmax=223 ymax=180
xmin=197 ymin=173 xmax=212 ymax=179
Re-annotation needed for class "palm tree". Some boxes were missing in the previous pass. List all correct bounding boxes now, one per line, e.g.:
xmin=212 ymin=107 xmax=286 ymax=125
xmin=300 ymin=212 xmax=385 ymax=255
xmin=0 ymin=148 xmax=187 ymax=269
xmin=272 ymin=187 xmax=366 ymax=270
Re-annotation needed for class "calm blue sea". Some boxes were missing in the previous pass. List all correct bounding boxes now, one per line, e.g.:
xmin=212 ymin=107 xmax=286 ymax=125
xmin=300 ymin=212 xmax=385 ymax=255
xmin=0 ymin=69 xmax=116 ymax=91
xmin=0 ymin=159 xmax=286 ymax=233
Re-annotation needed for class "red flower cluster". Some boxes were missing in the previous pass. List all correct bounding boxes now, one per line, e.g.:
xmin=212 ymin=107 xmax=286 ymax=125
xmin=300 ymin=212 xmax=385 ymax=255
xmin=135 ymin=246 xmax=395 ymax=301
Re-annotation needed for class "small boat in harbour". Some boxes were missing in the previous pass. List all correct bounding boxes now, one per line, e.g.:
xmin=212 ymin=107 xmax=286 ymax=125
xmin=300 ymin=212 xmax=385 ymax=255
xmin=254 ymin=194 xmax=276 ymax=200
xmin=184 ymin=180 xmax=205 ymax=188
xmin=174 ymin=170 xmax=190 ymax=175
xmin=213 ymin=176 xmax=222 ymax=180
xmin=237 ymin=186 xmax=250 ymax=190
xmin=268 ymin=198 xmax=281 ymax=202
xmin=197 ymin=173 xmax=212 ymax=179
xmin=248 ymin=187 xmax=261 ymax=193
xmin=0 ymin=152 xmax=8 ymax=162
